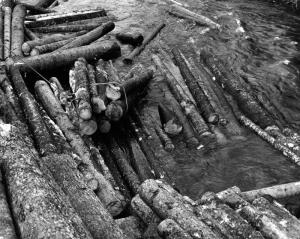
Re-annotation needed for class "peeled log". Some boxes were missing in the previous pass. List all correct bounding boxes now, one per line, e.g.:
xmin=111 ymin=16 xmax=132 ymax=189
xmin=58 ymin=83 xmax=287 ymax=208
xmin=0 ymin=9 xmax=3 ymax=60
xmin=11 ymin=4 xmax=26 ymax=57
xmin=15 ymin=41 xmax=121 ymax=73
xmin=0 ymin=122 xmax=93 ymax=239
xmin=158 ymin=219 xmax=193 ymax=239
xmin=0 ymin=170 xmax=17 ymax=239
xmin=58 ymin=21 xmax=115 ymax=50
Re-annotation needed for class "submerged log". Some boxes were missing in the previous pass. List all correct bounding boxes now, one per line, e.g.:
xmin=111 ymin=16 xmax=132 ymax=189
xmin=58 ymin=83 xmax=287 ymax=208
xmin=0 ymin=121 xmax=93 ymax=239
xmin=31 ymin=23 xmax=99 ymax=33
xmin=15 ymin=41 xmax=121 ymax=73
xmin=157 ymin=219 xmax=193 ymax=239
xmin=124 ymin=23 xmax=166 ymax=64
xmin=58 ymin=21 xmax=115 ymax=50
xmin=3 ymin=0 xmax=13 ymax=59
xmin=11 ymin=4 xmax=26 ymax=57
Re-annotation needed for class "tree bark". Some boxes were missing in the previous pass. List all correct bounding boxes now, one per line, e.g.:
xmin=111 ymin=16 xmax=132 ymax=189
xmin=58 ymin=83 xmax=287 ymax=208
xmin=35 ymin=0 xmax=56 ymax=8
xmin=3 ymin=1 xmax=13 ymax=59
xmin=11 ymin=4 xmax=26 ymax=57
xmin=15 ymin=41 xmax=121 ymax=73
xmin=18 ymin=2 xmax=54 ymax=14
xmin=31 ymin=23 xmax=98 ymax=33
xmin=153 ymin=122 xmax=175 ymax=151
xmin=116 ymin=216 xmax=145 ymax=239
xmin=158 ymin=219 xmax=193 ymax=239
xmin=0 ymin=9 xmax=4 ymax=60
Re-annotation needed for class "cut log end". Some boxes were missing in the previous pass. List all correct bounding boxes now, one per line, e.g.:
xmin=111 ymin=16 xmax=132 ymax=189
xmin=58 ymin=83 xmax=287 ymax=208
xmin=30 ymin=48 xmax=40 ymax=56
xmin=79 ymin=119 xmax=98 ymax=136
xmin=105 ymin=103 xmax=123 ymax=121
xmin=98 ymin=119 xmax=111 ymax=133
xmin=164 ymin=119 xmax=183 ymax=136
xmin=208 ymin=113 xmax=219 ymax=124
xmin=91 ymin=97 xmax=106 ymax=114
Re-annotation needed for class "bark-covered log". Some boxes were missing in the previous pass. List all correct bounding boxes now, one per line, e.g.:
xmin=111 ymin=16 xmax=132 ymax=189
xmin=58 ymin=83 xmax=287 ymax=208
xmin=158 ymin=219 xmax=193 ymax=239
xmin=0 ymin=87 xmax=18 ymax=124
xmin=22 ymin=31 xmax=86 ymax=54
xmin=31 ymin=23 xmax=98 ymax=33
xmin=123 ymin=23 xmax=166 ymax=64
xmin=16 ymin=41 xmax=121 ymax=73
xmin=158 ymin=103 xmax=182 ymax=136
xmin=48 ymin=0 xmax=58 ymax=8
xmin=167 ymin=4 xmax=220 ymax=29
xmin=34 ymin=80 xmax=127 ymax=216
xmin=216 ymin=186 xmax=250 ymax=210
xmin=11 ymin=4 xmax=26 ymax=57
xmin=139 ymin=180 xmax=218 ymax=239
xmin=0 ymin=9 xmax=3 ymax=60
xmin=24 ymin=27 xmax=39 ymax=41
xmin=201 ymin=50 xmax=275 ymax=129
xmin=172 ymin=49 xmax=219 ymax=124
xmin=58 ymin=22 xmax=115 ymax=50
xmin=69 ymin=58 xmax=92 ymax=120
xmin=0 ymin=170 xmax=17 ymax=239
xmin=19 ymin=2 xmax=54 ymax=14
xmin=116 ymin=216 xmax=145 ymax=239
xmin=26 ymin=8 xmax=106 ymax=27
xmin=10 ymin=67 xmax=56 ymax=155
xmin=35 ymin=0 xmax=56 ymax=8
xmin=41 ymin=153 xmax=129 ymax=239
xmin=0 ymin=121 xmax=93 ymax=239
xmin=61 ymin=16 xmax=111 ymax=26
xmin=116 ymin=31 xmax=144 ymax=46
xmin=154 ymin=122 xmax=175 ymax=151
xmin=131 ymin=107 xmax=152 ymax=139
xmin=3 ymin=0 xmax=13 ymax=59
xmin=94 ymin=58 xmax=108 ymax=111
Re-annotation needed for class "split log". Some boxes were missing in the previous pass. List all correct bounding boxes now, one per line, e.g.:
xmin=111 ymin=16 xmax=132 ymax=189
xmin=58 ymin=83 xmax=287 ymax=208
xmin=0 ymin=121 xmax=93 ymax=239
xmin=242 ymin=181 xmax=300 ymax=201
xmin=139 ymin=180 xmax=218 ymax=238
xmin=131 ymin=194 xmax=161 ymax=224
xmin=123 ymin=23 xmax=166 ymax=64
xmin=157 ymin=219 xmax=193 ymax=239
xmin=167 ymin=4 xmax=220 ymax=29
xmin=25 ymin=8 xmax=106 ymax=28
xmin=154 ymin=122 xmax=175 ymax=151
xmin=11 ymin=4 xmax=26 ymax=57
xmin=116 ymin=31 xmax=144 ymax=46
xmin=239 ymin=115 xmax=300 ymax=166
xmin=106 ymin=135 xmax=141 ymax=195
xmin=116 ymin=216 xmax=145 ymax=239
xmin=19 ymin=2 xmax=54 ymax=14
xmin=16 ymin=41 xmax=121 ymax=73
xmin=0 ymin=9 xmax=3 ymax=60
xmin=31 ymin=23 xmax=99 ymax=33
xmin=34 ymin=80 xmax=127 ymax=216
xmin=24 ymin=27 xmax=39 ymax=41
xmin=0 ymin=170 xmax=17 ymax=239
xmin=69 ymin=58 xmax=92 ymax=120
xmin=35 ymin=0 xmax=56 ymax=8
xmin=3 ymin=0 xmax=13 ymax=59
xmin=94 ymin=59 xmax=108 ymax=111
xmin=58 ymin=21 xmax=115 ymax=50
xmin=201 ymin=50 xmax=275 ymax=129
xmin=10 ymin=66 xmax=56 ymax=155
xmin=22 ymin=31 xmax=86 ymax=54
xmin=41 ymin=153 xmax=129 ymax=239
xmin=158 ymin=103 xmax=182 ymax=136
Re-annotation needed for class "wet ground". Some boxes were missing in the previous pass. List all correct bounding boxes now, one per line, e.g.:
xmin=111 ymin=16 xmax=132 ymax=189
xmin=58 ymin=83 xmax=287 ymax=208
xmin=26 ymin=0 xmax=300 ymax=201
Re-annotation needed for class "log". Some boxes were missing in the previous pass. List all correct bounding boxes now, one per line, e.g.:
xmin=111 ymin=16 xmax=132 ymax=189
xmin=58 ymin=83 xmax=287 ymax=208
xmin=0 ymin=170 xmax=17 ymax=239
xmin=41 ymin=153 xmax=129 ymax=239
xmin=22 ymin=30 xmax=86 ymax=54
xmin=58 ymin=21 xmax=115 ymax=50
xmin=25 ymin=8 xmax=106 ymax=28
xmin=10 ymin=66 xmax=56 ymax=155
xmin=20 ymin=2 xmax=54 ymax=14
xmin=157 ymin=219 xmax=193 ymax=239
xmin=97 ymin=115 xmax=111 ymax=133
xmin=172 ymin=48 xmax=219 ymax=124
xmin=116 ymin=31 xmax=144 ymax=46
xmin=16 ymin=41 xmax=121 ymax=73
xmin=167 ymin=4 xmax=220 ymax=29
xmin=0 ymin=121 xmax=93 ymax=239
xmin=131 ymin=107 xmax=152 ymax=139
xmin=104 ymin=60 xmax=122 ymax=100
xmin=116 ymin=216 xmax=145 ymax=239
xmin=158 ymin=103 xmax=182 ymax=136
xmin=139 ymin=180 xmax=218 ymax=238
xmin=24 ymin=27 xmax=39 ymax=41
xmin=154 ymin=122 xmax=175 ymax=151
xmin=11 ymin=4 xmax=26 ymax=57
xmin=123 ymin=22 xmax=166 ymax=64
xmin=61 ymin=16 xmax=111 ymax=26
xmin=31 ymin=23 xmax=99 ymax=33
xmin=0 ymin=9 xmax=3 ymax=60
xmin=48 ymin=0 xmax=58 ymax=8
xmin=94 ymin=59 xmax=108 ymax=111
xmin=34 ymin=80 xmax=127 ymax=216
xmin=3 ymin=0 xmax=13 ymax=59
xmin=0 ymin=87 xmax=18 ymax=124
xmin=35 ymin=0 xmax=56 ymax=8
xmin=216 ymin=186 xmax=250 ymax=209
xmin=69 ymin=58 xmax=92 ymax=120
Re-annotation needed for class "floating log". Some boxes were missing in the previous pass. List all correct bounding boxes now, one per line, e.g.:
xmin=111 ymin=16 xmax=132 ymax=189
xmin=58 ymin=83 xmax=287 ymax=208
xmin=35 ymin=0 xmax=56 ymax=8
xmin=0 ymin=121 xmax=93 ymax=239
xmin=0 ymin=9 xmax=3 ymax=60
xmin=0 ymin=170 xmax=17 ymax=239
xmin=24 ymin=27 xmax=39 ymax=41
xmin=168 ymin=4 xmax=220 ymax=29
xmin=3 ymin=0 xmax=13 ymax=59
xmin=116 ymin=216 xmax=145 ymax=239
xmin=15 ymin=41 xmax=121 ymax=73
xmin=11 ymin=4 xmax=26 ymax=57
xmin=116 ymin=31 xmax=144 ymax=46
xmin=157 ymin=219 xmax=193 ymax=239
xmin=31 ymin=23 xmax=99 ymax=33
xmin=139 ymin=180 xmax=218 ymax=238
xmin=123 ymin=22 xmax=166 ymax=64
xmin=172 ymin=49 xmax=219 ymax=124
xmin=22 ymin=30 xmax=86 ymax=54
xmin=26 ymin=8 xmax=106 ymax=28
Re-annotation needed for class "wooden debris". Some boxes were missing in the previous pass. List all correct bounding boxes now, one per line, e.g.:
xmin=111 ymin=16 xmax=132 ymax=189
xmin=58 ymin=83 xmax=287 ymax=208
xmin=15 ymin=41 xmax=121 ymax=73
xmin=154 ymin=122 xmax=175 ymax=151
xmin=11 ymin=4 xmax=26 ymax=57
xmin=116 ymin=216 xmax=145 ymax=239
xmin=19 ymin=2 xmax=54 ymax=14
xmin=24 ymin=27 xmax=39 ymax=41
xmin=35 ymin=0 xmax=56 ymax=8
xmin=116 ymin=31 xmax=144 ymax=46
xmin=158 ymin=103 xmax=182 ymax=136
xmin=94 ymin=59 xmax=109 ymax=111
xmin=123 ymin=22 xmax=166 ymax=64
xmin=3 ymin=0 xmax=13 ymax=59
xmin=31 ymin=23 xmax=99 ymax=33
xmin=157 ymin=219 xmax=193 ymax=239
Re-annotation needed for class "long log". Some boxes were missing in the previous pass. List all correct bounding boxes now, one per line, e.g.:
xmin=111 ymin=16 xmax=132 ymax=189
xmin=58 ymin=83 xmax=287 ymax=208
xmin=3 ymin=0 xmax=13 ymax=59
xmin=123 ymin=22 xmax=166 ymax=64
xmin=0 ymin=9 xmax=3 ymax=60
xmin=24 ymin=27 xmax=39 ymax=41
xmin=35 ymin=0 xmax=55 ymax=8
xmin=15 ymin=41 xmax=121 ymax=73
xmin=0 ymin=87 xmax=19 ymax=124
xmin=94 ymin=58 xmax=108 ymax=111
xmin=0 ymin=121 xmax=93 ymax=239
xmin=22 ymin=30 xmax=86 ymax=54
xmin=157 ymin=219 xmax=193 ymax=239
xmin=11 ymin=4 xmax=26 ymax=57
xmin=31 ymin=23 xmax=99 ymax=33
xmin=0 ymin=170 xmax=17 ymax=239
xmin=25 ymin=8 xmax=106 ymax=28
xmin=18 ymin=2 xmax=54 ymax=14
